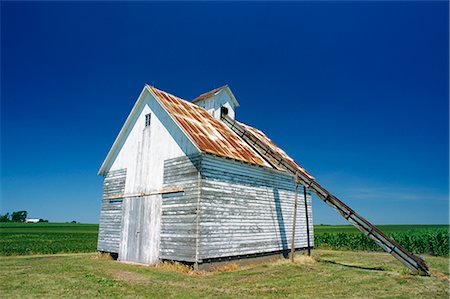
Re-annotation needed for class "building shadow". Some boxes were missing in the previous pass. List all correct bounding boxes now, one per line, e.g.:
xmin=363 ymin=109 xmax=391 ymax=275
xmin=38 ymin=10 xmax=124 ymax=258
xmin=273 ymin=188 xmax=289 ymax=257
xmin=321 ymin=260 xmax=385 ymax=271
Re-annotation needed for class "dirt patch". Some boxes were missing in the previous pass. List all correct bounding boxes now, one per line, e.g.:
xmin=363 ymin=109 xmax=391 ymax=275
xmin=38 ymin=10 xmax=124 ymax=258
xmin=214 ymin=262 xmax=241 ymax=272
xmin=295 ymin=255 xmax=317 ymax=265
xmin=156 ymin=260 xmax=194 ymax=273
xmin=432 ymin=272 xmax=450 ymax=282
xmin=91 ymin=252 xmax=113 ymax=260
xmin=156 ymin=261 xmax=213 ymax=276
xmin=113 ymin=270 xmax=150 ymax=284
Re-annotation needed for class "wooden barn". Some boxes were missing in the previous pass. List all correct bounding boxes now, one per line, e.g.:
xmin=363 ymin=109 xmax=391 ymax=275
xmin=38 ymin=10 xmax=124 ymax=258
xmin=97 ymin=85 xmax=314 ymax=266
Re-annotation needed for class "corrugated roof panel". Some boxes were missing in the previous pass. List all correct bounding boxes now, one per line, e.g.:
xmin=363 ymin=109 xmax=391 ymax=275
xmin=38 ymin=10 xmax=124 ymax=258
xmin=148 ymin=86 xmax=271 ymax=168
xmin=238 ymin=121 xmax=314 ymax=179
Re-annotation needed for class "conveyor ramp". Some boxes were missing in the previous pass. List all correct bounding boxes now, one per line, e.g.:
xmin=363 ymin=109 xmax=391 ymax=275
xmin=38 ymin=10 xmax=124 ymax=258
xmin=221 ymin=114 xmax=430 ymax=276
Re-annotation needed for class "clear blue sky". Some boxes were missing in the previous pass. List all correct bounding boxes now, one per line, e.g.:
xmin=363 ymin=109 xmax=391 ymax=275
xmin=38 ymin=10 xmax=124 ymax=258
xmin=1 ymin=1 xmax=448 ymax=224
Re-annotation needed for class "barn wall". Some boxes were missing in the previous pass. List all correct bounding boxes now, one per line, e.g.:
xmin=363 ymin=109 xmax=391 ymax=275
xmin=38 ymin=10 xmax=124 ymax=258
xmin=98 ymin=90 xmax=199 ymax=262
xmin=158 ymin=153 xmax=314 ymax=263
xmin=107 ymin=91 xmax=199 ymax=194
xmin=97 ymin=169 xmax=127 ymax=253
xmin=159 ymin=154 xmax=201 ymax=262
xmin=198 ymin=154 xmax=314 ymax=261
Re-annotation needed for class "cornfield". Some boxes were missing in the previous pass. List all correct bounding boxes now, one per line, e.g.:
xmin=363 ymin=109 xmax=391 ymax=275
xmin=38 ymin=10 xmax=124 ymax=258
xmin=314 ymin=228 xmax=449 ymax=256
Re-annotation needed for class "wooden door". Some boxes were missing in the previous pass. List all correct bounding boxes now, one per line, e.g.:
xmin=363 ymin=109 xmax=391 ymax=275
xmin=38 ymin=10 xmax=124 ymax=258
xmin=119 ymin=195 xmax=161 ymax=264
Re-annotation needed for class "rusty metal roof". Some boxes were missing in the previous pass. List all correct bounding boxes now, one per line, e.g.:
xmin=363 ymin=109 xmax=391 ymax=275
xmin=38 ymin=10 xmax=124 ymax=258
xmin=191 ymin=85 xmax=227 ymax=103
xmin=148 ymin=85 xmax=271 ymax=168
xmin=147 ymin=85 xmax=307 ymax=174
xmin=238 ymin=121 xmax=314 ymax=178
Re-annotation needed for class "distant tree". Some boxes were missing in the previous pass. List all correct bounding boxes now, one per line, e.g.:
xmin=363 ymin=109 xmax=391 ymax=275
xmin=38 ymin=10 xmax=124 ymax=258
xmin=38 ymin=219 xmax=48 ymax=223
xmin=0 ymin=213 xmax=11 ymax=222
xmin=11 ymin=210 xmax=27 ymax=222
xmin=71 ymin=220 xmax=77 ymax=224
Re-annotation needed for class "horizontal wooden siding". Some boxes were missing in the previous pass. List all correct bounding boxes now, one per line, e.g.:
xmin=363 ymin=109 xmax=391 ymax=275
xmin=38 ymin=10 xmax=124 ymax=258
xmin=198 ymin=154 xmax=314 ymax=260
xmin=160 ymin=155 xmax=201 ymax=262
xmin=97 ymin=169 xmax=126 ymax=253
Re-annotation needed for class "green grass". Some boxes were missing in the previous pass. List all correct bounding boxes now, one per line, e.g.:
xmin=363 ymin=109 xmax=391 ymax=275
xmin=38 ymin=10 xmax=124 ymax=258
xmin=0 ymin=250 xmax=448 ymax=298
xmin=0 ymin=223 xmax=98 ymax=256
xmin=1 ymin=223 xmax=448 ymax=297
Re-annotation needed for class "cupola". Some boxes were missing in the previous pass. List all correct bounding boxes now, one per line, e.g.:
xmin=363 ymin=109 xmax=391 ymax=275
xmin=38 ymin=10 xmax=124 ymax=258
xmin=192 ymin=85 xmax=239 ymax=120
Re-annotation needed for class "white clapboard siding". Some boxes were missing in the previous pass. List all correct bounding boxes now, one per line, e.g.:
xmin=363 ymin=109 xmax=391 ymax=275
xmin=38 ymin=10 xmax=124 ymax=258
xmin=159 ymin=154 xmax=201 ymax=262
xmin=198 ymin=154 xmax=314 ymax=260
xmin=159 ymin=153 xmax=314 ymax=264
xmin=97 ymin=169 xmax=126 ymax=253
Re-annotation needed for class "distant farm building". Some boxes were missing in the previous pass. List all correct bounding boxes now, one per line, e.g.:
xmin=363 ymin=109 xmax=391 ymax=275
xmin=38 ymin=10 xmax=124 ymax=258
xmin=25 ymin=219 xmax=40 ymax=223
xmin=97 ymin=85 xmax=313 ymax=266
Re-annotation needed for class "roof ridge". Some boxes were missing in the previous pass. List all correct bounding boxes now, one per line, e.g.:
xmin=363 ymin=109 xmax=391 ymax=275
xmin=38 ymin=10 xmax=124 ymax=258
xmin=148 ymin=85 xmax=272 ymax=168
xmin=147 ymin=85 xmax=205 ymax=110
xmin=192 ymin=85 xmax=228 ymax=103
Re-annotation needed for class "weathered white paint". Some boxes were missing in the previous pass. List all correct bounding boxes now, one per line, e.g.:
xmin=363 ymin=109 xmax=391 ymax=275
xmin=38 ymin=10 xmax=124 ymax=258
xmin=98 ymin=85 xmax=315 ymax=266
xmin=98 ymin=169 xmax=126 ymax=253
xmin=198 ymin=154 xmax=314 ymax=260
xmin=159 ymin=154 xmax=314 ymax=264
xmin=107 ymin=90 xmax=199 ymax=193
xmin=119 ymin=195 xmax=161 ymax=264
xmin=193 ymin=86 xmax=239 ymax=120
xmin=98 ymin=87 xmax=200 ymax=177
xmin=159 ymin=154 xmax=201 ymax=262
xmin=100 ymin=88 xmax=199 ymax=264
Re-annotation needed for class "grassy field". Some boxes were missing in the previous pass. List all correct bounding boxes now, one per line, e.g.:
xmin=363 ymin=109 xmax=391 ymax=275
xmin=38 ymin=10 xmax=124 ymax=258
xmin=0 ymin=223 xmax=98 ymax=255
xmin=1 ymin=223 xmax=448 ymax=256
xmin=0 ymin=250 xmax=448 ymax=298
xmin=1 ymin=223 xmax=448 ymax=298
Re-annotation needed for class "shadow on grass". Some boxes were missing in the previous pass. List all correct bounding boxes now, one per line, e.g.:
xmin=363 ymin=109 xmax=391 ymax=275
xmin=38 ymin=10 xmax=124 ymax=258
xmin=321 ymin=260 xmax=385 ymax=271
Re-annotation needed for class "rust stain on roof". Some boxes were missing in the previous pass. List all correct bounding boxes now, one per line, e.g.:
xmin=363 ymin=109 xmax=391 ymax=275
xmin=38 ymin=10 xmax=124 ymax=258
xmin=148 ymin=85 xmax=270 ymax=167
xmin=147 ymin=85 xmax=310 ymax=176
xmin=192 ymin=85 xmax=227 ymax=103
xmin=238 ymin=121 xmax=314 ymax=179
